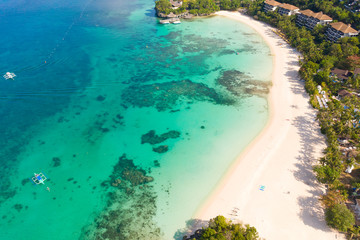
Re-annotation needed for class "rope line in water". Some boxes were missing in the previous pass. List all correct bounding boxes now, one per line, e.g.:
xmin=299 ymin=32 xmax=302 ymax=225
xmin=9 ymin=0 xmax=94 ymax=75
xmin=46 ymin=0 xmax=93 ymax=62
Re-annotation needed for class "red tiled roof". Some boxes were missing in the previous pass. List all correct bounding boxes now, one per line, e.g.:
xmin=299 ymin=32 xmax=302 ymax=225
xmin=330 ymin=22 xmax=358 ymax=34
xmin=278 ymin=3 xmax=299 ymax=11
xmin=312 ymin=12 xmax=332 ymax=21
xmin=299 ymin=10 xmax=332 ymax=21
xmin=264 ymin=0 xmax=281 ymax=7
xmin=299 ymin=9 xmax=314 ymax=17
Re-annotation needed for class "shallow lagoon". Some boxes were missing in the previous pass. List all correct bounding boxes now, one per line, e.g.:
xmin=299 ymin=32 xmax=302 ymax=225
xmin=0 ymin=0 xmax=272 ymax=239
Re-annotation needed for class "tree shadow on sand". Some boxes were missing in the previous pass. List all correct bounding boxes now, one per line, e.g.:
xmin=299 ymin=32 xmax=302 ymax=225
xmin=291 ymin=112 xmax=331 ymax=232
xmin=173 ymin=218 xmax=208 ymax=240
xmin=288 ymin=74 xmax=309 ymax=98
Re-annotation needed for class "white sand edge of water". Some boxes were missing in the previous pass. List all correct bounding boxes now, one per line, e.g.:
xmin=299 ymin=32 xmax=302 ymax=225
xmin=193 ymin=11 xmax=343 ymax=240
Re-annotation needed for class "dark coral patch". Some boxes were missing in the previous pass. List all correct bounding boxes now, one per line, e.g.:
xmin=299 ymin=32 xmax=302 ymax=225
xmin=217 ymin=70 xmax=270 ymax=98
xmin=96 ymin=95 xmax=106 ymax=101
xmin=107 ymin=154 xmax=154 ymax=190
xmin=13 ymin=204 xmax=23 ymax=212
xmin=141 ymin=130 xmax=180 ymax=145
xmin=122 ymin=80 xmax=234 ymax=111
xmin=152 ymin=145 xmax=168 ymax=153
xmin=52 ymin=157 xmax=61 ymax=167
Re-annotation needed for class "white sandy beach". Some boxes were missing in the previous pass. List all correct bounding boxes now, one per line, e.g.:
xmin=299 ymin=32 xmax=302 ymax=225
xmin=192 ymin=11 xmax=343 ymax=239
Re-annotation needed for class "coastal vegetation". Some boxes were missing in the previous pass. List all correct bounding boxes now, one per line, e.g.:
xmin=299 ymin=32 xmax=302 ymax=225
xmin=246 ymin=3 xmax=360 ymax=236
xmin=325 ymin=204 xmax=355 ymax=232
xmin=155 ymin=0 xmax=253 ymax=16
xmin=155 ymin=0 xmax=219 ymax=16
xmin=182 ymin=215 xmax=260 ymax=240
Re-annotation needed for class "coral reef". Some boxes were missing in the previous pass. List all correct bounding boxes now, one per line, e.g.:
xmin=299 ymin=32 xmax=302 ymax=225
xmin=107 ymin=154 xmax=154 ymax=190
xmin=153 ymin=145 xmax=169 ymax=153
xmin=52 ymin=157 xmax=61 ymax=167
xmin=122 ymin=80 xmax=234 ymax=111
xmin=217 ymin=70 xmax=270 ymax=98
xmin=96 ymin=95 xmax=106 ymax=101
xmin=13 ymin=204 xmax=23 ymax=212
xmin=154 ymin=160 xmax=160 ymax=167
xmin=82 ymin=188 xmax=162 ymax=240
xmin=80 ymin=154 xmax=162 ymax=239
xmin=141 ymin=130 xmax=180 ymax=145
xmin=112 ymin=114 xmax=124 ymax=126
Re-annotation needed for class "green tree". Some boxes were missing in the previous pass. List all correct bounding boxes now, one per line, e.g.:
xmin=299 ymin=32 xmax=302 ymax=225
xmin=185 ymin=215 xmax=260 ymax=240
xmin=209 ymin=215 xmax=228 ymax=232
xmin=314 ymin=164 xmax=341 ymax=184
xmin=155 ymin=0 xmax=172 ymax=13
xmin=325 ymin=204 xmax=355 ymax=232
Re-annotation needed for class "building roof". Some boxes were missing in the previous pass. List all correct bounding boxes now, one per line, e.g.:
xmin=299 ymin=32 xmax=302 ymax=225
xmin=299 ymin=10 xmax=332 ymax=21
xmin=264 ymin=0 xmax=281 ymax=7
xmin=354 ymin=67 xmax=360 ymax=76
xmin=331 ymin=68 xmax=351 ymax=80
xmin=278 ymin=3 xmax=299 ymax=11
xmin=312 ymin=11 xmax=332 ymax=21
xmin=331 ymin=68 xmax=350 ymax=80
xmin=338 ymin=89 xmax=353 ymax=97
xmin=330 ymin=22 xmax=358 ymax=34
xmin=299 ymin=9 xmax=314 ymax=17
xmin=332 ymin=68 xmax=349 ymax=75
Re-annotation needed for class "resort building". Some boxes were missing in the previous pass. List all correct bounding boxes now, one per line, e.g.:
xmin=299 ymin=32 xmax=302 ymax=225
xmin=263 ymin=0 xmax=281 ymax=12
xmin=277 ymin=3 xmax=299 ymax=16
xmin=338 ymin=89 xmax=353 ymax=99
xmin=330 ymin=68 xmax=351 ymax=81
xmin=326 ymin=22 xmax=359 ymax=42
xmin=296 ymin=10 xmax=332 ymax=30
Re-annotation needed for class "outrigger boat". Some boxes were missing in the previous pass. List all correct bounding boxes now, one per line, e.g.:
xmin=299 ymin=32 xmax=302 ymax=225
xmin=3 ymin=72 xmax=16 ymax=80
xmin=31 ymin=172 xmax=47 ymax=185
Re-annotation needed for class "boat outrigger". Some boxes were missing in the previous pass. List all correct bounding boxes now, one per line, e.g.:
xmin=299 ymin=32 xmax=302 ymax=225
xmin=3 ymin=72 xmax=16 ymax=80
xmin=31 ymin=172 xmax=47 ymax=185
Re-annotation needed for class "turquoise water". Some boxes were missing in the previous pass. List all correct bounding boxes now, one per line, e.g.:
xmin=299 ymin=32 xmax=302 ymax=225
xmin=0 ymin=0 xmax=272 ymax=239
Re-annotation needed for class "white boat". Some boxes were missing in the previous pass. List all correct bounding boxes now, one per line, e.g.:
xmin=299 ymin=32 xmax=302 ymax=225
xmin=172 ymin=20 xmax=181 ymax=24
xmin=3 ymin=72 xmax=16 ymax=80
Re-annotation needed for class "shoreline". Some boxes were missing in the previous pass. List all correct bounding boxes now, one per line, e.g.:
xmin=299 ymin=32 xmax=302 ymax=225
xmin=193 ymin=11 xmax=343 ymax=239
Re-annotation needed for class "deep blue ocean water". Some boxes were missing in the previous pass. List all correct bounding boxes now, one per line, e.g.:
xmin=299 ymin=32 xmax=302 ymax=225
xmin=0 ymin=0 xmax=272 ymax=239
